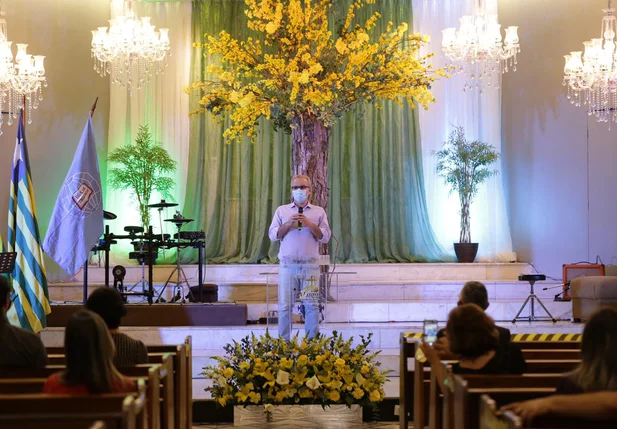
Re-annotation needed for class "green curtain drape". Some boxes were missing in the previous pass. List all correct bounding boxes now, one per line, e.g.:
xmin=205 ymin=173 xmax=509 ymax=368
xmin=183 ymin=0 xmax=448 ymax=263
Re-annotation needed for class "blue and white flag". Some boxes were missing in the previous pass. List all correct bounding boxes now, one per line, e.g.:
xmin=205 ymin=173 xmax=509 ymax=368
xmin=43 ymin=115 xmax=103 ymax=276
xmin=8 ymin=110 xmax=51 ymax=332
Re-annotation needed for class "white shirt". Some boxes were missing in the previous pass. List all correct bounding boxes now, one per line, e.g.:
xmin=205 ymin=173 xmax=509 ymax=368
xmin=268 ymin=202 xmax=331 ymax=263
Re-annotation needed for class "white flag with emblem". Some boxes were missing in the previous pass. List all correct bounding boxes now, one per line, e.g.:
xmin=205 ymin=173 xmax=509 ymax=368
xmin=43 ymin=115 xmax=103 ymax=276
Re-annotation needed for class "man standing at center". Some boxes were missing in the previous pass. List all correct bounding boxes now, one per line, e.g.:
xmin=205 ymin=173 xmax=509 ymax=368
xmin=268 ymin=175 xmax=331 ymax=341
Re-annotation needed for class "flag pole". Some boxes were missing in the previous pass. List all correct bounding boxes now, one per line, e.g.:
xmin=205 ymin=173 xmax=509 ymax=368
xmin=83 ymin=97 xmax=98 ymax=304
xmin=90 ymin=97 xmax=99 ymax=117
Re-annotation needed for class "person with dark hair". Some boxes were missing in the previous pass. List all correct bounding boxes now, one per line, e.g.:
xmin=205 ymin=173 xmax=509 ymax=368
xmin=445 ymin=304 xmax=525 ymax=375
xmin=0 ymin=275 xmax=47 ymax=368
xmin=86 ymin=287 xmax=147 ymax=367
xmin=556 ymin=308 xmax=617 ymax=394
xmin=435 ymin=281 xmax=511 ymax=356
xmin=457 ymin=280 xmax=490 ymax=309
xmin=420 ymin=304 xmax=526 ymax=390
xmin=43 ymin=309 xmax=135 ymax=394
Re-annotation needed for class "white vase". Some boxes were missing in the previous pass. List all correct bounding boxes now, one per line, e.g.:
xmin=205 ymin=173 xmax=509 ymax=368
xmin=233 ymin=404 xmax=362 ymax=428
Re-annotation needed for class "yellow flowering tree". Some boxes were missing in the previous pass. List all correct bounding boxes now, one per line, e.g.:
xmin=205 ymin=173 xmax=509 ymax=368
xmin=189 ymin=0 xmax=446 ymax=213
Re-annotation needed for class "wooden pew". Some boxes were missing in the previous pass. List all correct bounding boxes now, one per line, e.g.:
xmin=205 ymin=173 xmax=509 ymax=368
xmin=431 ymin=361 xmax=580 ymax=429
xmin=453 ymin=374 xmax=555 ymax=429
xmin=46 ymin=336 xmax=192 ymax=429
xmin=401 ymin=333 xmax=582 ymax=429
xmin=423 ymin=358 xmax=579 ymax=429
xmin=0 ymin=375 xmax=153 ymax=429
xmin=479 ymin=394 xmax=617 ymax=429
xmin=90 ymin=422 xmax=106 ymax=429
xmin=0 ymin=356 xmax=175 ymax=429
xmin=0 ymin=379 xmax=147 ymax=429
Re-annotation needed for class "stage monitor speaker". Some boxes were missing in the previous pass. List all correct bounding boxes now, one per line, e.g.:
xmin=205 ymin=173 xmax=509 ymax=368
xmin=185 ymin=284 xmax=218 ymax=303
xmin=562 ymin=263 xmax=605 ymax=300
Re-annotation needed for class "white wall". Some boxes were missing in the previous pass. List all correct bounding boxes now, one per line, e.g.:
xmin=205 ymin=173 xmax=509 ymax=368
xmin=0 ymin=0 xmax=110 ymax=281
xmin=499 ymin=0 xmax=617 ymax=278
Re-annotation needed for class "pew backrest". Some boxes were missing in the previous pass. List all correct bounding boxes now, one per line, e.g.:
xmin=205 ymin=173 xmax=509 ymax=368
xmin=480 ymin=393 xmax=617 ymax=429
xmin=403 ymin=333 xmax=582 ymax=429
xmin=43 ymin=335 xmax=191 ymax=429
xmin=0 ymin=392 xmax=138 ymax=429
xmin=0 ymin=376 xmax=148 ymax=429
xmin=454 ymin=374 xmax=555 ymax=429
xmin=479 ymin=394 xmax=521 ymax=429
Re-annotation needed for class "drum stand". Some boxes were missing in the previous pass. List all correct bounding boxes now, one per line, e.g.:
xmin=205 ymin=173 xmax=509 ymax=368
xmin=128 ymin=241 xmax=149 ymax=295
xmin=156 ymin=222 xmax=195 ymax=304
xmin=156 ymin=207 xmax=167 ymax=260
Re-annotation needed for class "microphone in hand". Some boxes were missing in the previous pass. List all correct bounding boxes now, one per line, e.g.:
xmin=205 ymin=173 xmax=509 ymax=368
xmin=297 ymin=206 xmax=303 ymax=230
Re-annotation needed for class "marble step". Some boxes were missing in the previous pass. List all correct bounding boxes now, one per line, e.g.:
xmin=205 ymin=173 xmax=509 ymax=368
xmin=69 ymin=262 xmax=535 ymax=284
xmin=245 ymin=299 xmax=573 ymax=324
xmin=48 ymin=279 xmax=562 ymax=304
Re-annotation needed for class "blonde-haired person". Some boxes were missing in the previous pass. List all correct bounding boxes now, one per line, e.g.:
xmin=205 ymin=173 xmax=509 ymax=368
xmin=557 ymin=308 xmax=617 ymax=394
xmin=502 ymin=308 xmax=617 ymax=424
xmin=43 ymin=309 xmax=135 ymax=394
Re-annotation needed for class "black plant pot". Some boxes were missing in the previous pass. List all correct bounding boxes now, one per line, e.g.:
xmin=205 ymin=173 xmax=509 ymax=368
xmin=454 ymin=243 xmax=479 ymax=263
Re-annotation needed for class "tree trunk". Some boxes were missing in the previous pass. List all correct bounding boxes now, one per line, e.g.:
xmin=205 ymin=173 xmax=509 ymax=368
xmin=292 ymin=115 xmax=330 ymax=211
xmin=292 ymin=114 xmax=331 ymax=302
xmin=459 ymin=195 xmax=471 ymax=243
xmin=291 ymin=114 xmax=330 ymax=255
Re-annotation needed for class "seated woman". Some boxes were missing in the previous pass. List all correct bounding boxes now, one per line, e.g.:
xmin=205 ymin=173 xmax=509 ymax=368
xmin=43 ymin=309 xmax=135 ymax=394
xmin=420 ymin=304 xmax=526 ymax=389
xmin=556 ymin=308 xmax=617 ymax=394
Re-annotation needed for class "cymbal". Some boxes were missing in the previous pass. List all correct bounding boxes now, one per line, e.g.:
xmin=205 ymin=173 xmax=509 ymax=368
xmin=165 ymin=218 xmax=194 ymax=224
xmin=148 ymin=199 xmax=178 ymax=209
xmin=103 ymin=210 xmax=117 ymax=220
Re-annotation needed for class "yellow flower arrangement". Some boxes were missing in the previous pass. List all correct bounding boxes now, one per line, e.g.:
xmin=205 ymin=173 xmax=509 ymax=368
xmin=203 ymin=331 xmax=389 ymax=410
xmin=187 ymin=0 xmax=448 ymax=143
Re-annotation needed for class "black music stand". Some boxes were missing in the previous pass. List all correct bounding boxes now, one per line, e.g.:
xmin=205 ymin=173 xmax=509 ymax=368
xmin=0 ymin=252 xmax=16 ymax=274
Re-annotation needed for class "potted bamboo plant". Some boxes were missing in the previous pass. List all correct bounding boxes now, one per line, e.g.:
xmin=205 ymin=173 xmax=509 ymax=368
xmin=108 ymin=124 xmax=177 ymax=231
xmin=433 ymin=126 xmax=500 ymax=263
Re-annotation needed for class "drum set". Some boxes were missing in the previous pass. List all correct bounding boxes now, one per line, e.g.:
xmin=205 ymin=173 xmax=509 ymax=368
xmin=94 ymin=200 xmax=206 ymax=305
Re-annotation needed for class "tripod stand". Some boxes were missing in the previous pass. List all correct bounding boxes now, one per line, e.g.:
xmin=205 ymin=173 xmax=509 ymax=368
xmin=156 ymin=218 xmax=195 ymax=304
xmin=512 ymin=274 xmax=557 ymax=323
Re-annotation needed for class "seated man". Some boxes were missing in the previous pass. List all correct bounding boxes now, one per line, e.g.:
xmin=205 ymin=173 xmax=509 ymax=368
xmin=435 ymin=280 xmax=511 ymax=356
xmin=86 ymin=287 xmax=148 ymax=366
xmin=0 ymin=275 xmax=47 ymax=367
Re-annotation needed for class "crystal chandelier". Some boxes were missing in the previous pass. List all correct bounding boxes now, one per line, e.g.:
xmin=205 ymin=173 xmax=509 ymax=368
xmin=563 ymin=1 xmax=617 ymax=124
xmin=441 ymin=0 xmax=520 ymax=92
xmin=91 ymin=0 xmax=171 ymax=95
xmin=0 ymin=1 xmax=46 ymax=133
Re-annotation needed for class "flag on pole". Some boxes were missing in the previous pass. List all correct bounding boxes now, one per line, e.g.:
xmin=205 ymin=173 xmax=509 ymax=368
xmin=43 ymin=115 xmax=103 ymax=276
xmin=7 ymin=110 xmax=51 ymax=332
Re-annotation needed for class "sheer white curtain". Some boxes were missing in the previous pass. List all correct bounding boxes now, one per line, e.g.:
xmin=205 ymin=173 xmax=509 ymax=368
xmin=412 ymin=0 xmax=514 ymax=261
xmin=105 ymin=0 xmax=192 ymax=261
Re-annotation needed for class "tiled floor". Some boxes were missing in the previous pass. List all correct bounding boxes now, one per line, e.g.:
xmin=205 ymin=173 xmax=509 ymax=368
xmin=194 ymin=424 xmax=398 ymax=428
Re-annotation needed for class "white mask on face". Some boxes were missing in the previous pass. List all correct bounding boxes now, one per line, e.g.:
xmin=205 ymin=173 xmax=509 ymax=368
xmin=292 ymin=189 xmax=308 ymax=204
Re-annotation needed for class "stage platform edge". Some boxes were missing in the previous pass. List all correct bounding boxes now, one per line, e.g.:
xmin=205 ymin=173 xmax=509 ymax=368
xmin=47 ymin=303 xmax=248 ymax=327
